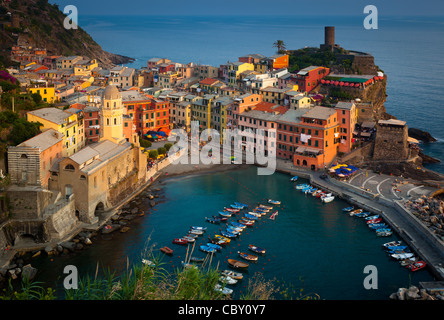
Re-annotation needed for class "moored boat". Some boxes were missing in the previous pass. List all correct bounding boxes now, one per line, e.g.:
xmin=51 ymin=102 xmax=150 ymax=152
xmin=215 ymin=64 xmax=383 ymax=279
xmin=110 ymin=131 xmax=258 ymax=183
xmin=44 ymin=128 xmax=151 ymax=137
xmin=190 ymin=226 xmax=207 ymax=231
xmin=142 ymin=259 xmax=154 ymax=266
xmin=321 ymin=195 xmax=335 ymax=203
xmin=221 ymin=270 xmax=243 ymax=280
xmin=342 ymin=206 xmax=354 ymax=212
xmin=296 ymin=183 xmax=309 ymax=189
xmin=172 ymin=238 xmax=188 ymax=245
xmin=248 ymin=244 xmax=266 ymax=254
xmin=199 ymin=245 xmax=216 ymax=253
xmin=238 ymin=218 xmax=254 ymax=226
xmin=391 ymin=252 xmax=414 ymax=260
xmin=234 ymin=202 xmax=248 ymax=208
xmin=160 ymin=246 xmax=173 ymax=255
xmin=244 ymin=213 xmax=258 ymax=220
xmin=182 ymin=261 xmax=198 ymax=269
xmin=259 ymin=204 xmax=273 ymax=210
xmin=227 ymin=259 xmax=249 ymax=269
xmin=238 ymin=251 xmax=258 ymax=261
xmin=365 ymin=215 xmax=379 ymax=220
xmin=406 ymin=261 xmax=426 ymax=272
xmin=190 ymin=257 xmax=205 ymax=263
xmin=182 ymin=236 xmax=196 ymax=243
xmin=269 ymin=211 xmax=278 ymax=220
xmin=189 ymin=229 xmax=204 ymax=235
xmin=366 ymin=218 xmax=382 ymax=224
xmin=290 ymin=176 xmax=298 ymax=181
xmin=268 ymin=199 xmax=281 ymax=205
xmin=382 ymin=240 xmax=402 ymax=249
xmin=349 ymin=209 xmax=363 ymax=216
xmin=219 ymin=275 xmax=238 ymax=285
xmin=214 ymin=284 xmax=233 ymax=295
xmin=215 ymin=235 xmax=231 ymax=243
xmin=224 ymin=208 xmax=240 ymax=213
xmin=219 ymin=211 xmax=232 ymax=218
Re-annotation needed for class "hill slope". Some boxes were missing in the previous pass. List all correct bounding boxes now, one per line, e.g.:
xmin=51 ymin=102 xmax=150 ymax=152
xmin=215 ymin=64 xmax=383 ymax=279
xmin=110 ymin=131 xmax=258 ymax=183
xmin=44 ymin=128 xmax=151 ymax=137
xmin=0 ymin=0 xmax=133 ymax=68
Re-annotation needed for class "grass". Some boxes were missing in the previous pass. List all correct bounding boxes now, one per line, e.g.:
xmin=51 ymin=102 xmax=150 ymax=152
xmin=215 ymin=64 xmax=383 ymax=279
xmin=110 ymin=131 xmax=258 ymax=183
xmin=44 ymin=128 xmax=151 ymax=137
xmin=0 ymin=242 xmax=320 ymax=301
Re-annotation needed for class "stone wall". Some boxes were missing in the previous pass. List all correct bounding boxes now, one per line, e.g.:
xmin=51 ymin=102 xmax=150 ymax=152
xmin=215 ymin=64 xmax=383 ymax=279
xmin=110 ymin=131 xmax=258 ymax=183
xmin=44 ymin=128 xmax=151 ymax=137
xmin=7 ymin=187 xmax=54 ymax=220
xmin=373 ymin=123 xmax=409 ymax=161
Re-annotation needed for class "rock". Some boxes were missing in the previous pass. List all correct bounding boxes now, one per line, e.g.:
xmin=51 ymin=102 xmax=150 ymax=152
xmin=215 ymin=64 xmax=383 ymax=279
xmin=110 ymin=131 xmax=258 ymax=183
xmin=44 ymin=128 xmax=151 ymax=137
xmin=149 ymin=200 xmax=156 ymax=207
xmin=83 ymin=238 xmax=92 ymax=245
xmin=111 ymin=214 xmax=120 ymax=221
xmin=122 ymin=214 xmax=137 ymax=221
xmin=8 ymin=269 xmax=17 ymax=280
xmin=120 ymin=226 xmax=130 ymax=233
xmin=397 ymin=287 xmax=407 ymax=300
xmin=61 ymin=241 xmax=77 ymax=251
xmin=131 ymin=208 xmax=138 ymax=214
xmin=101 ymin=224 xmax=121 ymax=234
xmin=389 ymin=292 xmax=398 ymax=300
xmin=407 ymin=286 xmax=420 ymax=300
xmin=408 ymin=128 xmax=437 ymax=142
xmin=44 ymin=245 xmax=54 ymax=255
xmin=56 ymin=245 xmax=63 ymax=253
xmin=21 ymin=264 xmax=37 ymax=281
xmin=75 ymin=243 xmax=84 ymax=250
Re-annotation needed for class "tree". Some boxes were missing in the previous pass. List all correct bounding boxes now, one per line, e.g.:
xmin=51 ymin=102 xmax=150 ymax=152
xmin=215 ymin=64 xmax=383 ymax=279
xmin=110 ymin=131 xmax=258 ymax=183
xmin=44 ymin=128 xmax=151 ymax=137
xmin=140 ymin=139 xmax=151 ymax=148
xmin=273 ymin=40 xmax=286 ymax=53
xmin=148 ymin=150 xmax=158 ymax=159
xmin=157 ymin=147 xmax=166 ymax=155
xmin=164 ymin=142 xmax=173 ymax=152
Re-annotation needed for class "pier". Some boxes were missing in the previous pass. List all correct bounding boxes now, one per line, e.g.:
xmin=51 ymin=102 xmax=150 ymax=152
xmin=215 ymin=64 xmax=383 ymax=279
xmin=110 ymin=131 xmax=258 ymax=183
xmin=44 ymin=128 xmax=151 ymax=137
xmin=276 ymin=159 xmax=444 ymax=281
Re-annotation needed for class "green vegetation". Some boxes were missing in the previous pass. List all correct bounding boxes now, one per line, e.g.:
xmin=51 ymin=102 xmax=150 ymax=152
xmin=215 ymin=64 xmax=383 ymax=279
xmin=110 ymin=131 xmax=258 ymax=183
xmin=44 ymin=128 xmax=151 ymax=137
xmin=0 ymin=244 xmax=320 ymax=300
xmin=139 ymin=139 xmax=152 ymax=148
xmin=148 ymin=150 xmax=158 ymax=159
xmin=273 ymin=40 xmax=286 ymax=54
xmin=288 ymin=47 xmax=338 ymax=72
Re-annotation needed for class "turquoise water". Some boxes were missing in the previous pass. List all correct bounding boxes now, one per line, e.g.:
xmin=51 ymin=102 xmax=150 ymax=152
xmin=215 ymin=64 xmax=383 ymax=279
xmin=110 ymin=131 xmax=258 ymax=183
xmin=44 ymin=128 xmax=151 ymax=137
xmin=32 ymin=166 xmax=435 ymax=300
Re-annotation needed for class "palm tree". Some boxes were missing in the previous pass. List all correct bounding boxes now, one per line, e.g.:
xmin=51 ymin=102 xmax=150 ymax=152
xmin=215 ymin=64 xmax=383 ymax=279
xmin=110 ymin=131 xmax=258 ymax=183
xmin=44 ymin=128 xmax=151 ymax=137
xmin=273 ymin=40 xmax=286 ymax=53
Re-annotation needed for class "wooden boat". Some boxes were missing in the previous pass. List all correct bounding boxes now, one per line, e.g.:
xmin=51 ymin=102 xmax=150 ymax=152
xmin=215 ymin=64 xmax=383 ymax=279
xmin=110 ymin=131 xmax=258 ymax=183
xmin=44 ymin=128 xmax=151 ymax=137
xmin=190 ymin=257 xmax=205 ymax=263
xmin=248 ymin=244 xmax=266 ymax=254
xmin=321 ymin=195 xmax=335 ymax=203
xmin=172 ymin=238 xmax=188 ymax=245
xmin=230 ymin=204 xmax=244 ymax=210
xmin=295 ymin=183 xmax=309 ymax=189
xmin=376 ymin=230 xmax=393 ymax=237
xmin=190 ymin=226 xmax=207 ymax=231
xmin=219 ymin=275 xmax=238 ymax=285
xmin=189 ymin=229 xmax=204 ymax=235
xmin=208 ymin=237 xmax=230 ymax=246
xmin=399 ymin=257 xmax=417 ymax=267
xmin=182 ymin=236 xmax=196 ymax=243
xmin=269 ymin=211 xmax=278 ymax=220
xmin=160 ymin=246 xmax=173 ymax=255
xmin=247 ymin=211 xmax=262 ymax=217
xmin=221 ymin=270 xmax=243 ymax=280
xmin=354 ymin=212 xmax=370 ymax=218
xmin=254 ymin=207 xmax=269 ymax=213
xmin=391 ymin=252 xmax=414 ymax=260
xmin=268 ymin=199 xmax=281 ymax=205
xmin=199 ymin=245 xmax=216 ymax=253
xmin=214 ymin=284 xmax=233 ymax=295
xmin=366 ymin=218 xmax=382 ymax=224
xmin=368 ymin=223 xmax=387 ymax=230
xmin=238 ymin=219 xmax=254 ymax=226
xmin=221 ymin=230 xmax=238 ymax=238
xmin=206 ymin=243 xmax=222 ymax=251
xmin=230 ymin=221 xmax=246 ymax=229
xmin=312 ymin=190 xmax=323 ymax=196
xmin=219 ymin=211 xmax=232 ymax=218
xmin=238 ymin=251 xmax=258 ymax=261
xmin=382 ymin=240 xmax=402 ymax=249
xmin=182 ymin=261 xmax=198 ymax=269
xmin=290 ymin=176 xmax=298 ymax=181
xmin=234 ymin=202 xmax=248 ymax=208
xmin=349 ymin=209 xmax=363 ymax=216
xmin=224 ymin=208 xmax=239 ymax=213
xmin=215 ymin=234 xmax=231 ymax=243
xmin=342 ymin=206 xmax=354 ymax=212
xmin=244 ymin=213 xmax=258 ymax=220
xmin=259 ymin=205 xmax=273 ymax=210
xmin=228 ymin=259 xmax=249 ymax=269
xmin=227 ymin=225 xmax=243 ymax=233
xmin=365 ymin=215 xmax=379 ymax=221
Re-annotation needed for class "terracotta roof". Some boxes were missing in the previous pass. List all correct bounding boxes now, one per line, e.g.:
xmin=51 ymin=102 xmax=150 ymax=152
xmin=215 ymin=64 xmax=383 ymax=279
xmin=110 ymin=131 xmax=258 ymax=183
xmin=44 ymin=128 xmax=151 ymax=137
xmin=199 ymin=78 xmax=219 ymax=85
xmin=252 ymin=102 xmax=288 ymax=114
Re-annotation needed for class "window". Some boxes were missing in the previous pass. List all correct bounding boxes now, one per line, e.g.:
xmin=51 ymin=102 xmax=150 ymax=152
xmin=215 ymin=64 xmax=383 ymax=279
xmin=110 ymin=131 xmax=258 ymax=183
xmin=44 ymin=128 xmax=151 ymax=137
xmin=64 ymin=164 xmax=75 ymax=171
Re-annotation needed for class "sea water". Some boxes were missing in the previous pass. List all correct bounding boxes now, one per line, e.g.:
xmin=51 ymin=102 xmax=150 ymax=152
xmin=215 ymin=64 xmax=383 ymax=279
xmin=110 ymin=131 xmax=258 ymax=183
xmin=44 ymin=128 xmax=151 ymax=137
xmin=31 ymin=166 xmax=435 ymax=300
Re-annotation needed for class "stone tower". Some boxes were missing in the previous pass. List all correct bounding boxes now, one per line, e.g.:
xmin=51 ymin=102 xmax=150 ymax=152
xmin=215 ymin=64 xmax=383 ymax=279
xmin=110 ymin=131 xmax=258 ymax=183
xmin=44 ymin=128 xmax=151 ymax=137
xmin=373 ymin=119 xmax=409 ymax=161
xmin=100 ymin=84 xmax=126 ymax=144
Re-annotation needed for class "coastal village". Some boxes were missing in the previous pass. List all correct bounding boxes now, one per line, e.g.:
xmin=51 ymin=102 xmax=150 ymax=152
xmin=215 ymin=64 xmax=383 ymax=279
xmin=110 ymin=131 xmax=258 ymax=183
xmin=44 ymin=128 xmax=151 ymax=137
xmin=1 ymin=14 xmax=444 ymax=300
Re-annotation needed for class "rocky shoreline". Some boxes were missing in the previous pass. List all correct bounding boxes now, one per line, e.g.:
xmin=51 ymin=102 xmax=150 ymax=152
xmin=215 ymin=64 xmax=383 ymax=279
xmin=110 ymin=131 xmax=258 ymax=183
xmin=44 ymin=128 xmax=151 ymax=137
xmin=390 ymin=285 xmax=444 ymax=300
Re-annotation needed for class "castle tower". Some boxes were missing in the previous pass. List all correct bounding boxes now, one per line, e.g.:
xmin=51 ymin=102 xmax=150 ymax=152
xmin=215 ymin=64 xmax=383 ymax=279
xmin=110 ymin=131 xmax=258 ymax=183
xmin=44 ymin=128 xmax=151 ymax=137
xmin=100 ymin=84 xmax=126 ymax=144
xmin=324 ymin=26 xmax=335 ymax=47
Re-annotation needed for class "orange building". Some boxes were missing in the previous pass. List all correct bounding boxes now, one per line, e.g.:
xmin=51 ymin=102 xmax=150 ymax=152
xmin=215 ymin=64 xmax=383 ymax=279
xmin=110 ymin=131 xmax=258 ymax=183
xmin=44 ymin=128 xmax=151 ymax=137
xmin=268 ymin=54 xmax=289 ymax=70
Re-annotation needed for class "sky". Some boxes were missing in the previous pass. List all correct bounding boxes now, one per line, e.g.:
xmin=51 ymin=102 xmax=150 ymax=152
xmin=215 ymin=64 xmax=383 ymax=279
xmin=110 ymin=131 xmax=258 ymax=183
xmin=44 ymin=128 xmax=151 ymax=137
xmin=48 ymin=0 xmax=444 ymax=17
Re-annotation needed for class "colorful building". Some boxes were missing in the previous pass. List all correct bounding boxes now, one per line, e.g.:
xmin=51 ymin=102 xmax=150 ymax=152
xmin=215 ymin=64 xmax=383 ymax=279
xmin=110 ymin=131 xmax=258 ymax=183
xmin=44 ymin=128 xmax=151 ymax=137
xmin=27 ymin=85 xmax=56 ymax=103
xmin=27 ymin=107 xmax=85 ymax=157
xmin=294 ymin=66 xmax=329 ymax=93
xmin=227 ymin=62 xmax=254 ymax=87
xmin=268 ymin=54 xmax=289 ymax=70
xmin=335 ymin=101 xmax=358 ymax=154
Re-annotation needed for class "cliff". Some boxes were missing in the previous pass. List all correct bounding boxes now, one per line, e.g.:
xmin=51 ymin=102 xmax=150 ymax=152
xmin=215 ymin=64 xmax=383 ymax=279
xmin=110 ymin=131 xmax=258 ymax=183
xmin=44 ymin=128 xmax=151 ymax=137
xmin=0 ymin=0 xmax=134 ymax=68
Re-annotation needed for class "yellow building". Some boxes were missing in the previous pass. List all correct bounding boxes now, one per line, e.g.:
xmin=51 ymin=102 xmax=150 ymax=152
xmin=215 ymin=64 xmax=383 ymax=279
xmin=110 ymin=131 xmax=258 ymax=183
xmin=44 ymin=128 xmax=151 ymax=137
xmin=191 ymin=94 xmax=215 ymax=130
xmin=227 ymin=62 xmax=254 ymax=86
xmin=27 ymin=86 xmax=56 ymax=103
xmin=100 ymin=84 xmax=127 ymax=144
xmin=74 ymin=59 xmax=99 ymax=76
xmin=27 ymin=107 xmax=85 ymax=157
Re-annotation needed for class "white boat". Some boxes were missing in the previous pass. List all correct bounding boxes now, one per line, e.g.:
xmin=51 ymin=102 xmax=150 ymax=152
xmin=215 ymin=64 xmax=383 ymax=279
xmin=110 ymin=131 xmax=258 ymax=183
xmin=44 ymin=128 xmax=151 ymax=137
xmin=391 ymin=253 xmax=414 ymax=260
xmin=214 ymin=284 xmax=233 ymax=295
xmin=290 ymin=176 xmax=298 ymax=181
xmin=142 ymin=259 xmax=154 ymax=266
xmin=219 ymin=275 xmax=238 ymax=285
xmin=268 ymin=199 xmax=281 ymax=205
xmin=321 ymin=195 xmax=335 ymax=203
xmin=221 ymin=270 xmax=243 ymax=280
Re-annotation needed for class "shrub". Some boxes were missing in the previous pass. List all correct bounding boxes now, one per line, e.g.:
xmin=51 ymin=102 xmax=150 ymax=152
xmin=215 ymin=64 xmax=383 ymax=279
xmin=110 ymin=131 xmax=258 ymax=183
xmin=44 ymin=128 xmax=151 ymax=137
xmin=148 ymin=150 xmax=158 ymax=159
xmin=164 ymin=143 xmax=173 ymax=151
xmin=157 ymin=147 xmax=166 ymax=155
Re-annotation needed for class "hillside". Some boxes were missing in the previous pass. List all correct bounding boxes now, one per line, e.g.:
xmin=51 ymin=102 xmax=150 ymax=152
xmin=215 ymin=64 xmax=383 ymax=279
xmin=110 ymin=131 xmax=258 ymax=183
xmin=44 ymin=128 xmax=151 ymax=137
xmin=0 ymin=0 xmax=133 ymax=68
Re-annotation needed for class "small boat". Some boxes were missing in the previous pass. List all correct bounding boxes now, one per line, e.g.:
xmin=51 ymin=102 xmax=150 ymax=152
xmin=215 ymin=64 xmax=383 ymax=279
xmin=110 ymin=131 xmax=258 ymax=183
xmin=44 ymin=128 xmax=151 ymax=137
xmin=366 ymin=218 xmax=382 ymax=224
xmin=268 ymin=199 xmax=281 ymax=205
xmin=221 ymin=270 xmax=243 ymax=280
xmin=227 ymin=259 xmax=249 ymax=269
xmin=247 ymin=211 xmax=262 ymax=217
xmin=376 ymin=230 xmax=393 ymax=237
xmin=189 ymin=229 xmax=204 ymax=235
xmin=234 ymin=202 xmax=248 ymax=208
xmin=208 ymin=237 xmax=229 ymax=246
xmin=244 ymin=213 xmax=258 ymax=220
xmin=290 ymin=176 xmax=298 ymax=181
xmin=230 ymin=204 xmax=244 ymax=210
xmin=238 ymin=219 xmax=254 ymax=226
xmin=399 ymin=257 xmax=417 ymax=267
xmin=391 ymin=252 xmax=414 ymax=260
xmin=224 ymin=208 xmax=240 ymax=213
xmin=199 ymin=245 xmax=216 ymax=253
xmin=388 ymin=249 xmax=411 ymax=255
xmin=259 ymin=205 xmax=273 ymax=210
xmin=182 ymin=236 xmax=196 ymax=243
xmin=214 ymin=284 xmax=233 ymax=295
xmin=269 ymin=211 xmax=278 ymax=220
xmin=407 ymin=261 xmax=426 ymax=272
xmin=248 ymin=244 xmax=266 ymax=254
xmin=342 ymin=206 xmax=354 ymax=212
xmin=190 ymin=226 xmax=207 ymax=231
xmin=221 ymin=230 xmax=238 ymax=238
xmin=382 ymin=240 xmax=402 ymax=249
xmin=368 ymin=223 xmax=387 ymax=230
xmin=182 ymin=261 xmax=198 ymax=269
xmin=215 ymin=235 xmax=231 ymax=243
xmin=173 ymin=238 xmax=188 ymax=245
xmin=354 ymin=212 xmax=370 ymax=218
xmin=227 ymin=225 xmax=243 ymax=233
xmin=254 ymin=207 xmax=269 ymax=213
xmin=205 ymin=217 xmax=219 ymax=224
xmin=312 ymin=190 xmax=323 ymax=196
xmin=142 ymin=259 xmax=154 ymax=266
xmin=219 ymin=275 xmax=238 ymax=285
xmin=219 ymin=211 xmax=232 ymax=218
xmin=230 ymin=221 xmax=246 ymax=229
xmin=160 ymin=246 xmax=173 ymax=255
xmin=190 ymin=257 xmax=205 ymax=263
xmin=349 ymin=209 xmax=363 ymax=216
xmin=321 ymin=195 xmax=335 ymax=203
xmin=238 ymin=251 xmax=258 ymax=261
xmin=296 ymin=183 xmax=309 ymax=189
xmin=206 ymin=243 xmax=222 ymax=251
xmin=365 ymin=215 xmax=379 ymax=221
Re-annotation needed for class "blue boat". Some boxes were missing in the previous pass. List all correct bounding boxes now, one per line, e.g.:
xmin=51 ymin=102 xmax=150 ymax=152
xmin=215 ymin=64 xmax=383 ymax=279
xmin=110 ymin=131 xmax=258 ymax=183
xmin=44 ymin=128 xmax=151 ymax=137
xmin=385 ymin=245 xmax=408 ymax=251
xmin=221 ymin=230 xmax=238 ymax=238
xmin=230 ymin=204 xmax=244 ymax=210
xmin=244 ymin=213 xmax=258 ymax=220
xmin=230 ymin=221 xmax=246 ymax=229
xmin=200 ymin=245 xmax=216 ymax=253
xmin=219 ymin=211 xmax=231 ymax=218
xmin=368 ymin=223 xmax=387 ymax=230
xmin=354 ymin=212 xmax=371 ymax=218
xmin=342 ymin=206 xmax=354 ymax=212
xmin=296 ymin=183 xmax=310 ymax=190
xmin=206 ymin=243 xmax=222 ymax=251
xmin=227 ymin=226 xmax=242 ymax=234
xmin=234 ymin=202 xmax=248 ymax=208
xmin=290 ymin=176 xmax=298 ymax=181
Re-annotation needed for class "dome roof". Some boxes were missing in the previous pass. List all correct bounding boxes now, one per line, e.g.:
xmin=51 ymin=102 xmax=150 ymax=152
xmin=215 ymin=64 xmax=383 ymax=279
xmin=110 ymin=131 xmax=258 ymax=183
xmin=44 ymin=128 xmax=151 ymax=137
xmin=103 ymin=84 xmax=121 ymax=100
